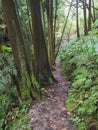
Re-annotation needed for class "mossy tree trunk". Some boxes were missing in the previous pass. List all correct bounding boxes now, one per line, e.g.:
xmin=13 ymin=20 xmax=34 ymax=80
xmin=29 ymin=0 xmax=54 ymax=85
xmin=2 ymin=0 xmax=41 ymax=103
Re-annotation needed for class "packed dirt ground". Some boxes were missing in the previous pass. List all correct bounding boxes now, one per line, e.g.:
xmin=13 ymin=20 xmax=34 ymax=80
xmin=28 ymin=61 xmax=76 ymax=130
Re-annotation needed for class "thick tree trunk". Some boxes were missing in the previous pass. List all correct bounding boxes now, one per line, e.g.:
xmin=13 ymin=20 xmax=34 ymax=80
xmin=30 ymin=0 xmax=54 ymax=84
xmin=2 ymin=0 xmax=41 ymax=103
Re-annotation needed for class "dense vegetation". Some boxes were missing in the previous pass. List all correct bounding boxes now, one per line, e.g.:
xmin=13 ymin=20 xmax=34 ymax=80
xmin=0 ymin=0 xmax=98 ymax=129
xmin=60 ymin=20 xmax=98 ymax=130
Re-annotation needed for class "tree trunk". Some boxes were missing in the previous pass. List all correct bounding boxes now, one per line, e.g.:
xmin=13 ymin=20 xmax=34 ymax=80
xmin=54 ymin=0 xmax=58 ymax=53
xmin=2 ymin=0 xmax=41 ymax=103
xmin=88 ymin=0 xmax=92 ymax=31
xmin=46 ymin=0 xmax=55 ymax=67
xmin=92 ymin=0 xmax=96 ymax=22
xmin=30 ymin=0 xmax=54 ymax=84
xmin=76 ymin=0 xmax=80 ymax=38
xmin=83 ymin=0 xmax=88 ymax=35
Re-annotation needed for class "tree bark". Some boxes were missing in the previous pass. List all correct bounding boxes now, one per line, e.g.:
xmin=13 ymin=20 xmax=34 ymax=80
xmin=92 ymin=0 xmax=96 ymax=22
xmin=88 ymin=0 xmax=92 ymax=31
xmin=2 ymin=0 xmax=41 ymax=103
xmin=76 ymin=0 xmax=80 ymax=38
xmin=54 ymin=0 xmax=58 ymax=53
xmin=30 ymin=0 xmax=54 ymax=84
xmin=83 ymin=0 xmax=88 ymax=35
xmin=46 ymin=0 xmax=55 ymax=67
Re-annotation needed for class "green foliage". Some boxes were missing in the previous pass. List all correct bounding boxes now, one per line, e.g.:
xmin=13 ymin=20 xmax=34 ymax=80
xmin=8 ymin=106 xmax=31 ymax=130
xmin=0 ymin=24 xmax=5 ymax=29
xmin=9 ymin=116 xmax=31 ymax=130
xmin=1 ymin=45 xmax=12 ymax=52
xmin=0 ymin=105 xmax=31 ymax=130
xmin=0 ymin=50 xmax=19 ymax=129
xmin=0 ymin=50 xmax=32 ymax=129
xmin=92 ymin=19 xmax=98 ymax=29
xmin=60 ymin=21 xmax=98 ymax=130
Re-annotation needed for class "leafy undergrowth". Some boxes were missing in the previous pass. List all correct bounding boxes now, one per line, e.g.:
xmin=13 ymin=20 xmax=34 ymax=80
xmin=0 ymin=46 xmax=31 ymax=130
xmin=60 ymin=20 xmax=98 ymax=130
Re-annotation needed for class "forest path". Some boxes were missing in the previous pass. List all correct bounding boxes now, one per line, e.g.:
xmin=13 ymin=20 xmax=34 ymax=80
xmin=28 ymin=61 xmax=76 ymax=130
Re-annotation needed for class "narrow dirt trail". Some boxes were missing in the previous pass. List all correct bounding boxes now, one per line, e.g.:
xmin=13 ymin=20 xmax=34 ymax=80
xmin=28 ymin=61 xmax=76 ymax=130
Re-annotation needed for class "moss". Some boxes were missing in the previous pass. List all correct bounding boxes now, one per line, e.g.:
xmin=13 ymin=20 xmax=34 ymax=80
xmin=21 ymin=74 xmax=32 ymax=102
xmin=21 ymin=74 xmax=41 ymax=102
xmin=39 ymin=71 xmax=54 ymax=85
xmin=31 ymin=75 xmax=42 ymax=100
xmin=31 ymin=75 xmax=40 ymax=89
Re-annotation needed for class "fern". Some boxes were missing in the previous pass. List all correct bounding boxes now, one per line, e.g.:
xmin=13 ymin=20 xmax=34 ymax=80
xmin=60 ymin=20 xmax=98 ymax=130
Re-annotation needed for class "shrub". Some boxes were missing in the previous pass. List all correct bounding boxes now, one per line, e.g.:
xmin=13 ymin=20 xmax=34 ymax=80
xmin=60 ymin=19 xmax=98 ymax=130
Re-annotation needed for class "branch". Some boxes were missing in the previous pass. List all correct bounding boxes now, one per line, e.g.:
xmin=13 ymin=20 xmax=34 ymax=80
xmin=55 ymin=0 xmax=74 ymax=58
